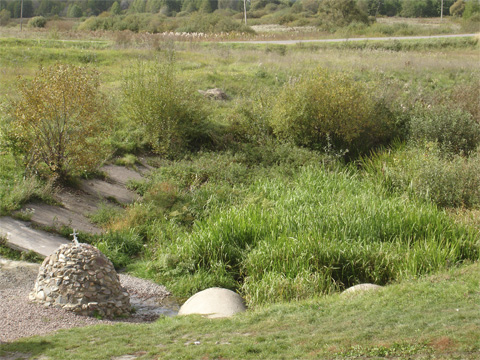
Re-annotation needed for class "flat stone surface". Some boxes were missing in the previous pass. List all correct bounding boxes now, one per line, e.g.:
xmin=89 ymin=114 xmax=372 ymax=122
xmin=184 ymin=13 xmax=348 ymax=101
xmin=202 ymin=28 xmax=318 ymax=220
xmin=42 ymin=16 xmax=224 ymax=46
xmin=178 ymin=287 xmax=246 ymax=319
xmin=23 ymin=202 xmax=102 ymax=235
xmin=80 ymin=179 xmax=139 ymax=204
xmin=102 ymin=164 xmax=146 ymax=186
xmin=0 ymin=217 xmax=69 ymax=257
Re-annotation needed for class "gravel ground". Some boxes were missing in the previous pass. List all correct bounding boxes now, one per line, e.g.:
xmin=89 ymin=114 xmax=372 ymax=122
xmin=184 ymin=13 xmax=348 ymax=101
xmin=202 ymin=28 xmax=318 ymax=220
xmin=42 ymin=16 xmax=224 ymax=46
xmin=0 ymin=257 xmax=177 ymax=343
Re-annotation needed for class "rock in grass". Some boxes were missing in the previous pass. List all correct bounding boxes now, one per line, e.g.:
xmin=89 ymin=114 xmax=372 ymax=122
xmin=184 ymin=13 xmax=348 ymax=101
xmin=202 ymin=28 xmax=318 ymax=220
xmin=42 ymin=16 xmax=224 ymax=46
xmin=198 ymin=88 xmax=228 ymax=100
xmin=342 ymin=283 xmax=383 ymax=295
xmin=178 ymin=287 xmax=246 ymax=318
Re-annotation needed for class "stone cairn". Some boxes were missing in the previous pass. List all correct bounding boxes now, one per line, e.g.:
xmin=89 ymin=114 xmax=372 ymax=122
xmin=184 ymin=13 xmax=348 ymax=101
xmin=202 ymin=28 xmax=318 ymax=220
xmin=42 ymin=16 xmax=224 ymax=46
xmin=29 ymin=233 xmax=131 ymax=318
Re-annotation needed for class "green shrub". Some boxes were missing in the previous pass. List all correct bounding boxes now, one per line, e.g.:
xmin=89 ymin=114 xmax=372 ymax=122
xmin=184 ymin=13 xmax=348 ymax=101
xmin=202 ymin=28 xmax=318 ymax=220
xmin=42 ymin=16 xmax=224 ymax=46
xmin=409 ymin=105 xmax=480 ymax=155
xmin=4 ymin=64 xmax=112 ymax=182
xmin=28 ymin=16 xmax=47 ymax=28
xmin=67 ymin=4 xmax=83 ymax=18
xmin=463 ymin=0 xmax=480 ymax=19
xmin=450 ymin=80 xmax=480 ymax=123
xmin=0 ymin=9 xmax=11 ymax=26
xmin=176 ymin=12 xmax=254 ymax=33
xmin=450 ymin=0 xmax=465 ymax=17
xmin=270 ymin=68 xmax=398 ymax=158
xmin=122 ymin=60 xmax=208 ymax=157
xmin=317 ymin=0 xmax=369 ymax=30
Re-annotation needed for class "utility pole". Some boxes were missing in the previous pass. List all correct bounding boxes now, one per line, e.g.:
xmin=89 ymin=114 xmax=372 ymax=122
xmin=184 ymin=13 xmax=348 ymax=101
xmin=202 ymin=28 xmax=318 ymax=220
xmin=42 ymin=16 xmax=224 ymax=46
xmin=243 ymin=0 xmax=247 ymax=25
xmin=20 ymin=0 xmax=24 ymax=31
xmin=440 ymin=0 xmax=444 ymax=20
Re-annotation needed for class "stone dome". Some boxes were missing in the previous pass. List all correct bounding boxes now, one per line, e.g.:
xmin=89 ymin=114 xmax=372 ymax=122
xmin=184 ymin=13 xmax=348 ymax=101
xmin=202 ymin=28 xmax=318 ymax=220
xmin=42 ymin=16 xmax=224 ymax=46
xmin=178 ymin=287 xmax=246 ymax=318
xmin=29 ymin=243 xmax=131 ymax=318
xmin=342 ymin=283 xmax=383 ymax=295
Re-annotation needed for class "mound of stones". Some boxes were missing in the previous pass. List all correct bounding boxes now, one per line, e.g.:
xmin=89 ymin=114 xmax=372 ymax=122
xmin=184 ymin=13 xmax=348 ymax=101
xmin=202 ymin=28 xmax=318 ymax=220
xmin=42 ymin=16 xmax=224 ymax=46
xmin=29 ymin=243 xmax=131 ymax=318
xmin=178 ymin=287 xmax=246 ymax=319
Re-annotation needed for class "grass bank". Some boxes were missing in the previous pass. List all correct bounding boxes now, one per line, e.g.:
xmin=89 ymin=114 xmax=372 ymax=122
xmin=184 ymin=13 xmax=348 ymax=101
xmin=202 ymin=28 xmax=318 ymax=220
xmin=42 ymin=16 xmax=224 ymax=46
xmin=1 ymin=262 xmax=478 ymax=359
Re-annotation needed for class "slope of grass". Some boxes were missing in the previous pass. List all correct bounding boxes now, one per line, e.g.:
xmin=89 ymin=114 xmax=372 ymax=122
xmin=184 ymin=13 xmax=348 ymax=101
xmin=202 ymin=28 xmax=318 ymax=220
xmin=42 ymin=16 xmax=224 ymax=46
xmin=139 ymin=164 xmax=479 ymax=306
xmin=1 ymin=262 xmax=478 ymax=360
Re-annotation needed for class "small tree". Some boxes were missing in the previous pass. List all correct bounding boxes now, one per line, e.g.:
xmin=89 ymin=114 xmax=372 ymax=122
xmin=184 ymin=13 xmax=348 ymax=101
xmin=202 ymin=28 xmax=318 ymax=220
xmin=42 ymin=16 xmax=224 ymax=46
xmin=8 ymin=64 xmax=111 ymax=182
xmin=450 ymin=0 xmax=466 ymax=17
xmin=463 ymin=0 xmax=480 ymax=18
xmin=317 ymin=0 xmax=369 ymax=29
xmin=110 ymin=1 xmax=122 ymax=14
xmin=122 ymin=60 xmax=206 ymax=157
xmin=0 ymin=9 xmax=11 ymax=26
xmin=67 ymin=4 xmax=83 ymax=18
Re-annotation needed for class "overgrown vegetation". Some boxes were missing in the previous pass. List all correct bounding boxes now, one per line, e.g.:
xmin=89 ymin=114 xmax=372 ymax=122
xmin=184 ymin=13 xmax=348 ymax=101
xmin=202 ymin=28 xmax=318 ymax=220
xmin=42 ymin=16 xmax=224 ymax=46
xmin=270 ymin=67 xmax=399 ymax=157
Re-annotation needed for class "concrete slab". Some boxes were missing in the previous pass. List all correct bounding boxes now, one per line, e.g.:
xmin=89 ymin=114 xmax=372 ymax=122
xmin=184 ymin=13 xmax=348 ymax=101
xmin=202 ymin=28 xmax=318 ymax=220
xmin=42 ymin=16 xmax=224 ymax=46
xmin=0 ymin=217 xmax=70 ymax=257
xmin=24 ymin=202 xmax=102 ymax=235
xmin=102 ymin=164 xmax=146 ymax=186
xmin=80 ymin=179 xmax=139 ymax=204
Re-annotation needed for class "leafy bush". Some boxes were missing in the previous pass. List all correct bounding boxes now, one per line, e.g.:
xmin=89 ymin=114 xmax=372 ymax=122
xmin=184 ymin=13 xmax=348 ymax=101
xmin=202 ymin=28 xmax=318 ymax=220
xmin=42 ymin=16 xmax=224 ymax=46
xmin=317 ymin=0 xmax=369 ymax=30
xmin=450 ymin=0 xmax=465 ymax=17
xmin=409 ymin=105 xmax=480 ymax=155
xmin=67 ymin=4 xmax=83 ymax=18
xmin=463 ymin=0 xmax=480 ymax=19
xmin=176 ymin=12 xmax=254 ymax=33
xmin=122 ymin=60 xmax=208 ymax=157
xmin=270 ymin=68 xmax=398 ymax=158
xmin=0 ymin=9 xmax=11 ymax=26
xmin=4 ymin=64 xmax=112 ymax=182
xmin=450 ymin=80 xmax=480 ymax=123
xmin=28 ymin=16 xmax=47 ymax=28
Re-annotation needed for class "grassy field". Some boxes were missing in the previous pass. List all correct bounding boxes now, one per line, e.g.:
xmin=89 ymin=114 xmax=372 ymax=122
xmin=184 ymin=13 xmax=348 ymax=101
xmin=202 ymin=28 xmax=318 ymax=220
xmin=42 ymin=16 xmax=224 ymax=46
xmin=1 ymin=262 xmax=479 ymax=359
xmin=0 ymin=30 xmax=479 ymax=358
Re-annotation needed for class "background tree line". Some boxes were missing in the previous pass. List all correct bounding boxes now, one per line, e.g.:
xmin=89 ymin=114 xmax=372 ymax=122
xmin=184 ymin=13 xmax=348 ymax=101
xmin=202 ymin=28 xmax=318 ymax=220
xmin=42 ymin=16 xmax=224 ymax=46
xmin=0 ymin=0 xmax=479 ymax=19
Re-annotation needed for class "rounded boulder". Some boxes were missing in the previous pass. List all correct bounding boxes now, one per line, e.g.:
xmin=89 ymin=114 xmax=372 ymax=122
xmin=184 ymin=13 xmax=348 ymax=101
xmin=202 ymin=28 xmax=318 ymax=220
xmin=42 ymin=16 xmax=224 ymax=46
xmin=342 ymin=283 xmax=383 ymax=295
xmin=178 ymin=287 xmax=246 ymax=318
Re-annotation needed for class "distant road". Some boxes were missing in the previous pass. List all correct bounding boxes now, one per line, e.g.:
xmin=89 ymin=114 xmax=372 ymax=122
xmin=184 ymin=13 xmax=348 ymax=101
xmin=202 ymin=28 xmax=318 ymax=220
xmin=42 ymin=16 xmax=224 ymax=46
xmin=227 ymin=33 xmax=478 ymax=45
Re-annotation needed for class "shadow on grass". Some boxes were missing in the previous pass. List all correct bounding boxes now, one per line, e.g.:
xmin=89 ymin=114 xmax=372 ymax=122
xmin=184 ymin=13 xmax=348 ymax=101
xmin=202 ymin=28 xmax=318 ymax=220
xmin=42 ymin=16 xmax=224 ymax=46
xmin=0 ymin=339 xmax=51 ymax=358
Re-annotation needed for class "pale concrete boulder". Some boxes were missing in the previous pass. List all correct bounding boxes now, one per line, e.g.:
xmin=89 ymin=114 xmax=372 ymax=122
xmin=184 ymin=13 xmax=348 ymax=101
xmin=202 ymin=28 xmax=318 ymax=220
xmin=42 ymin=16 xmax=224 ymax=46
xmin=178 ymin=287 xmax=246 ymax=318
xmin=342 ymin=283 xmax=383 ymax=295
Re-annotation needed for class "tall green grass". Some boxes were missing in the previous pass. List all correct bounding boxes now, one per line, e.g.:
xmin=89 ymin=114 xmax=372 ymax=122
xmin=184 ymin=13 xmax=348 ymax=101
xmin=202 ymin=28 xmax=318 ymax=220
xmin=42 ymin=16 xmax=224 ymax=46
xmin=0 ymin=152 xmax=53 ymax=215
xmin=143 ymin=165 xmax=479 ymax=306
